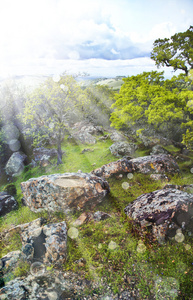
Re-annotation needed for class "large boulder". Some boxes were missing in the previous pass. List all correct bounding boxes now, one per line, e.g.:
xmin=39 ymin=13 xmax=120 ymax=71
xmin=130 ymin=154 xmax=180 ymax=175
xmin=0 ymin=192 xmax=18 ymax=216
xmin=124 ymin=188 xmax=193 ymax=243
xmin=109 ymin=141 xmax=137 ymax=157
xmin=92 ymin=155 xmax=179 ymax=178
xmin=91 ymin=157 xmax=133 ymax=178
xmin=5 ymin=152 xmax=27 ymax=176
xmin=21 ymin=173 xmax=110 ymax=213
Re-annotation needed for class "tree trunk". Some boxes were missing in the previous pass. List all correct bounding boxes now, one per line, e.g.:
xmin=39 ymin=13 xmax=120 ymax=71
xmin=57 ymin=140 xmax=63 ymax=165
xmin=57 ymin=128 xmax=63 ymax=166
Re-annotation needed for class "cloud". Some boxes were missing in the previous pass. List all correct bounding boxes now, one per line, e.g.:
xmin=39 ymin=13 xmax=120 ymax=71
xmin=0 ymin=0 xmax=193 ymax=78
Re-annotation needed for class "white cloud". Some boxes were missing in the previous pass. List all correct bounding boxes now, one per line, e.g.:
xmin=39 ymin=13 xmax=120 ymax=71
xmin=0 ymin=0 xmax=192 ymax=78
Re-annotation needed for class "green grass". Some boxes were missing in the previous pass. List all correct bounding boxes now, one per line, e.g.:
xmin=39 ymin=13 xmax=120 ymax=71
xmin=0 ymin=136 xmax=193 ymax=298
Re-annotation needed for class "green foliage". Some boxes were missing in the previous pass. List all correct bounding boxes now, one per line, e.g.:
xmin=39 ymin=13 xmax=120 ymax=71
xmin=2 ymin=183 xmax=17 ymax=196
xmin=151 ymin=26 xmax=193 ymax=75
xmin=110 ymin=71 xmax=193 ymax=145
xmin=20 ymin=74 xmax=88 ymax=164
xmin=84 ymin=84 xmax=115 ymax=127
xmin=13 ymin=260 xmax=30 ymax=277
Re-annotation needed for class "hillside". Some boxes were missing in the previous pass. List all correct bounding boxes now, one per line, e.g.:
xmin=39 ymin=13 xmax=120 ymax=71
xmin=0 ymin=124 xmax=193 ymax=299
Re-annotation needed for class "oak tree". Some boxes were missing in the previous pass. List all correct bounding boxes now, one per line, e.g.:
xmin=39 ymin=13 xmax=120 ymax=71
xmin=151 ymin=26 xmax=193 ymax=75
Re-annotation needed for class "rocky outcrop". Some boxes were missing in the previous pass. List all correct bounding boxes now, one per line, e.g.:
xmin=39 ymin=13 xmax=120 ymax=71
xmin=92 ymin=155 xmax=179 ymax=178
xmin=109 ymin=142 xmax=137 ymax=157
xmin=91 ymin=157 xmax=133 ymax=178
xmin=110 ymin=131 xmax=127 ymax=142
xmin=21 ymin=218 xmax=67 ymax=266
xmin=70 ymin=132 xmax=96 ymax=144
xmin=5 ymin=152 xmax=27 ymax=176
xmin=69 ymin=122 xmax=105 ymax=145
xmin=21 ymin=173 xmax=110 ymax=213
xmin=130 ymin=154 xmax=180 ymax=175
xmin=0 ymin=192 xmax=18 ymax=216
xmin=33 ymin=147 xmax=58 ymax=167
xmin=2 ymin=218 xmax=67 ymax=268
xmin=124 ymin=188 xmax=193 ymax=243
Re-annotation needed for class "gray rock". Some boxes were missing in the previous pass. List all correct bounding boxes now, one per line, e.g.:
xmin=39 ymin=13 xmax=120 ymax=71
xmin=150 ymin=145 xmax=169 ymax=155
xmin=71 ymin=131 xmax=96 ymax=144
xmin=93 ymin=211 xmax=111 ymax=221
xmin=150 ymin=174 xmax=169 ymax=181
xmin=18 ymin=218 xmax=68 ymax=266
xmin=21 ymin=173 xmax=110 ymax=213
xmin=33 ymin=147 xmax=57 ymax=162
xmin=124 ymin=188 xmax=193 ymax=243
xmin=5 ymin=152 xmax=27 ymax=176
xmin=110 ymin=131 xmax=127 ymax=142
xmin=109 ymin=142 xmax=137 ymax=157
xmin=0 ymin=269 xmax=104 ymax=300
xmin=0 ymin=192 xmax=18 ymax=216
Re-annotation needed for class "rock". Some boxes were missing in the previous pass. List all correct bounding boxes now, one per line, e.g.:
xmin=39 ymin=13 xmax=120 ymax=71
xmin=21 ymin=173 xmax=110 ymax=213
xmin=70 ymin=122 xmax=104 ymax=144
xmin=0 ymin=192 xmax=18 ymax=217
xmin=150 ymin=145 xmax=169 ymax=155
xmin=98 ymin=134 xmax=109 ymax=141
xmin=81 ymin=148 xmax=94 ymax=154
xmin=130 ymin=154 xmax=180 ymax=175
xmin=110 ymin=131 xmax=127 ymax=142
xmin=93 ymin=211 xmax=111 ymax=221
xmin=92 ymin=155 xmax=179 ymax=179
xmin=91 ymin=157 xmax=133 ymax=178
xmin=124 ymin=188 xmax=193 ymax=243
xmin=71 ymin=131 xmax=96 ymax=144
xmin=0 ymin=250 xmax=23 ymax=277
xmin=109 ymin=142 xmax=137 ymax=157
xmin=33 ymin=147 xmax=57 ymax=161
xmin=73 ymin=122 xmax=104 ymax=135
xmin=0 ymin=269 xmax=103 ymax=300
xmin=138 ymin=134 xmax=156 ymax=148
xmin=150 ymin=174 xmax=169 ymax=181
xmin=81 ymin=125 xmax=104 ymax=135
xmin=163 ymin=184 xmax=193 ymax=194
xmin=18 ymin=218 xmax=67 ymax=266
xmin=73 ymin=212 xmax=93 ymax=226
xmin=5 ymin=152 xmax=27 ymax=176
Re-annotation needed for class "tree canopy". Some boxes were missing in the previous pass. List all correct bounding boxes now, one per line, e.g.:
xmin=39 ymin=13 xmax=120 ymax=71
xmin=110 ymin=71 xmax=193 ymax=148
xmin=151 ymin=26 xmax=193 ymax=75
xmin=21 ymin=74 xmax=87 ymax=164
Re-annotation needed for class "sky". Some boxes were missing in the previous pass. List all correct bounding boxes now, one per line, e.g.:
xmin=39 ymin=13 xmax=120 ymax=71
xmin=0 ymin=0 xmax=193 ymax=79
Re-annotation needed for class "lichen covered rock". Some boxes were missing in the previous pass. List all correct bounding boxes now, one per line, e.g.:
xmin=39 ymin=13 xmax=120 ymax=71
xmin=124 ymin=188 xmax=193 ymax=243
xmin=130 ymin=154 xmax=179 ymax=175
xmin=21 ymin=172 xmax=110 ymax=213
xmin=91 ymin=157 xmax=133 ymax=178
xmin=0 ymin=192 xmax=18 ymax=217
